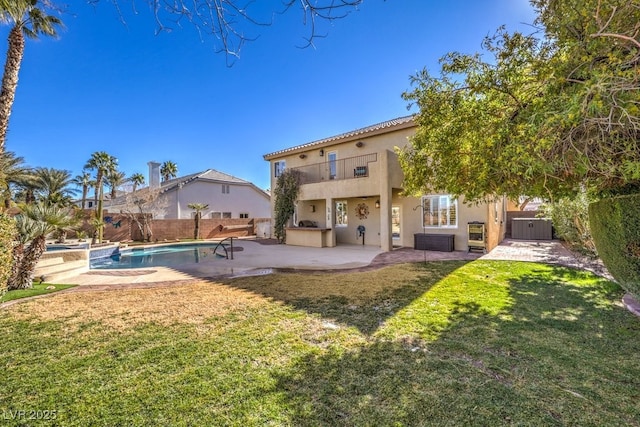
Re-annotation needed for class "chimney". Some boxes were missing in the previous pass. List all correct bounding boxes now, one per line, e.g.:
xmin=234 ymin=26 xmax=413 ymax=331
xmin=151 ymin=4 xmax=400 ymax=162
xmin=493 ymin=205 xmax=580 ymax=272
xmin=148 ymin=161 xmax=161 ymax=188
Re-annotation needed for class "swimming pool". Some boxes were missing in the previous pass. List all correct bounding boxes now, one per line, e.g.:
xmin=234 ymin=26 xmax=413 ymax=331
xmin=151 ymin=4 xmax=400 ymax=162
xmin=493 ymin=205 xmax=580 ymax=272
xmin=90 ymin=243 xmax=229 ymax=269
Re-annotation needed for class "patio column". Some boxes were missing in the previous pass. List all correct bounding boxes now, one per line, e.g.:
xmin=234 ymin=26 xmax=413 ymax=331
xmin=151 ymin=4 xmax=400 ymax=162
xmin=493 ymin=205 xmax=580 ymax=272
xmin=325 ymin=197 xmax=336 ymax=247
xmin=379 ymin=150 xmax=393 ymax=252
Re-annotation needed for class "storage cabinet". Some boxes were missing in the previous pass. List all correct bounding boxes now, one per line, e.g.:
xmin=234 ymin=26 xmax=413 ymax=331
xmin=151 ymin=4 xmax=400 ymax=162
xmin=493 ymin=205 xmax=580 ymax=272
xmin=414 ymin=233 xmax=455 ymax=252
xmin=512 ymin=218 xmax=552 ymax=240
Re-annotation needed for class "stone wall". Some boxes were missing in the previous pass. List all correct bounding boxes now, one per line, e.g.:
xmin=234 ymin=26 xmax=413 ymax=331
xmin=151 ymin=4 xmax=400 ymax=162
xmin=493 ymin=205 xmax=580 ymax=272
xmin=77 ymin=211 xmax=270 ymax=242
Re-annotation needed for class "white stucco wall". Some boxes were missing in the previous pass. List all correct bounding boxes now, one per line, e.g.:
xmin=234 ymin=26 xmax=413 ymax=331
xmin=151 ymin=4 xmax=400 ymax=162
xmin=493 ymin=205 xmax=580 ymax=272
xmin=158 ymin=180 xmax=271 ymax=220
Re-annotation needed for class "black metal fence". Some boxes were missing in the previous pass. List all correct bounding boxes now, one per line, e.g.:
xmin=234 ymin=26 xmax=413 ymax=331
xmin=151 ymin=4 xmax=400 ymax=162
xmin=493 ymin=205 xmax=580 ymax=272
xmin=293 ymin=153 xmax=378 ymax=184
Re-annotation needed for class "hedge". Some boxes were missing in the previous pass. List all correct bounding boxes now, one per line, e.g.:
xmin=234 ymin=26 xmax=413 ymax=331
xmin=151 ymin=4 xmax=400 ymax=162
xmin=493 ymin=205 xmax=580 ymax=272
xmin=589 ymin=194 xmax=640 ymax=297
xmin=0 ymin=214 xmax=16 ymax=296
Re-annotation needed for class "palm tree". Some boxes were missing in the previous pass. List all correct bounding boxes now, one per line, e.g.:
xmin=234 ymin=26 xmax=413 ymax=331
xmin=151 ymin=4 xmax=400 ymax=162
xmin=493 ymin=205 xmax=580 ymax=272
xmin=33 ymin=167 xmax=76 ymax=206
xmin=0 ymin=0 xmax=62 ymax=150
xmin=8 ymin=202 xmax=75 ymax=290
xmin=188 ymin=202 xmax=209 ymax=239
xmin=71 ymin=170 xmax=91 ymax=209
xmin=104 ymin=169 xmax=127 ymax=200
xmin=84 ymin=151 xmax=117 ymax=243
xmin=160 ymin=161 xmax=178 ymax=182
xmin=0 ymin=150 xmax=32 ymax=208
xmin=129 ymin=172 xmax=145 ymax=192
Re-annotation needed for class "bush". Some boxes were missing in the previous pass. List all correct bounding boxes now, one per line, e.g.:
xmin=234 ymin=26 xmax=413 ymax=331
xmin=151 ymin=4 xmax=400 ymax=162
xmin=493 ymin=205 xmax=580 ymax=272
xmin=0 ymin=214 xmax=16 ymax=296
xmin=540 ymin=192 xmax=597 ymax=257
xmin=589 ymin=194 xmax=640 ymax=297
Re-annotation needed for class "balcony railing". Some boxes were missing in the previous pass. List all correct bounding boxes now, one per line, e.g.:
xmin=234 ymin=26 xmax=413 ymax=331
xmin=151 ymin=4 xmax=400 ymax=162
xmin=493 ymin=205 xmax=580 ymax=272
xmin=292 ymin=153 xmax=378 ymax=185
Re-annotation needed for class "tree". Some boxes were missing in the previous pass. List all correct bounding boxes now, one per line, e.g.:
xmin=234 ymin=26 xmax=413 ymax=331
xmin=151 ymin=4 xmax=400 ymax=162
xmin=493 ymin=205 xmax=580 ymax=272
xmin=160 ymin=161 xmax=178 ymax=182
xmin=188 ymin=202 xmax=208 ymax=239
xmin=118 ymin=187 xmax=168 ymax=242
xmin=0 ymin=0 xmax=62 ymax=150
xmin=0 ymin=150 xmax=33 ymax=208
xmin=71 ymin=170 xmax=92 ymax=209
xmin=104 ymin=169 xmax=127 ymax=199
xmin=129 ymin=172 xmax=145 ymax=192
xmin=108 ymin=0 xmax=362 ymax=63
xmin=84 ymin=151 xmax=117 ymax=243
xmin=8 ymin=202 xmax=75 ymax=290
xmin=400 ymin=0 xmax=640 ymax=202
xmin=273 ymin=169 xmax=301 ymax=243
xmin=33 ymin=167 xmax=76 ymax=206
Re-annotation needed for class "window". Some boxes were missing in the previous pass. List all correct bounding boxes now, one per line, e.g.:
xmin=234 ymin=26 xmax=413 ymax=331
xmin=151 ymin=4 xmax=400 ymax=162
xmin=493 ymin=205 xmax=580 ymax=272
xmin=87 ymin=201 xmax=93 ymax=208
xmin=222 ymin=184 xmax=230 ymax=194
xmin=239 ymin=213 xmax=249 ymax=219
xmin=422 ymin=195 xmax=457 ymax=228
xmin=222 ymin=212 xmax=232 ymax=218
xmin=335 ymin=200 xmax=348 ymax=226
xmin=274 ymin=160 xmax=286 ymax=177
xmin=328 ymin=151 xmax=337 ymax=179
xmin=210 ymin=212 xmax=221 ymax=219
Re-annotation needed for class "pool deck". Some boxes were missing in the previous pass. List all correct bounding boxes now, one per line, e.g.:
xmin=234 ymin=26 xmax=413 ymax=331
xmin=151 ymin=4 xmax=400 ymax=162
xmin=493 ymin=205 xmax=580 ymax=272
xmin=58 ymin=237 xmax=611 ymax=287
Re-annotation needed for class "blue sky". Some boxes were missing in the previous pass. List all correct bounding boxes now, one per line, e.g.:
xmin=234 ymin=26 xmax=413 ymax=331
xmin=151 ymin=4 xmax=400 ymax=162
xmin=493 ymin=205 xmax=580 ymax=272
xmin=3 ymin=0 xmax=537 ymax=191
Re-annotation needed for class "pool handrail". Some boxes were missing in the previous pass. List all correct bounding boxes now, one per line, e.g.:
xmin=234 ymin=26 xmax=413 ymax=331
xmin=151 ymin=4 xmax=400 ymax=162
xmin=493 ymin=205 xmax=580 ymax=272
xmin=213 ymin=237 xmax=234 ymax=260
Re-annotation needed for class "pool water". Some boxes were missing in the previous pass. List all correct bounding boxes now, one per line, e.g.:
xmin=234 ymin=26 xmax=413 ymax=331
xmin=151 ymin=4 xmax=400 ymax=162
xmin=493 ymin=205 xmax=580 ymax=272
xmin=90 ymin=244 xmax=228 ymax=269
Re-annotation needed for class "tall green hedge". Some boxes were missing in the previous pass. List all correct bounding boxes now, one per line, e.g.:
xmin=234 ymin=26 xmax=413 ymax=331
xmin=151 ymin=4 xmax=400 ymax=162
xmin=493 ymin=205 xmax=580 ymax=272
xmin=0 ymin=214 xmax=16 ymax=296
xmin=589 ymin=194 xmax=640 ymax=297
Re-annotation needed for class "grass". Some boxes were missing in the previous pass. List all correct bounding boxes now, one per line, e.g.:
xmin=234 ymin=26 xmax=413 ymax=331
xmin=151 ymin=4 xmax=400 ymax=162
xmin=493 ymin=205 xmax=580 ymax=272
xmin=0 ymin=282 xmax=76 ymax=303
xmin=0 ymin=260 xmax=639 ymax=426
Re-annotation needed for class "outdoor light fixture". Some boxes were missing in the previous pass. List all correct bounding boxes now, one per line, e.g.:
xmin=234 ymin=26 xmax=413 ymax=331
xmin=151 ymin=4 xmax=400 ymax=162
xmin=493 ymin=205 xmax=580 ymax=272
xmin=356 ymin=141 xmax=364 ymax=148
xmin=299 ymin=154 xmax=306 ymax=159
xmin=375 ymin=200 xmax=380 ymax=208
xmin=319 ymin=149 xmax=324 ymax=156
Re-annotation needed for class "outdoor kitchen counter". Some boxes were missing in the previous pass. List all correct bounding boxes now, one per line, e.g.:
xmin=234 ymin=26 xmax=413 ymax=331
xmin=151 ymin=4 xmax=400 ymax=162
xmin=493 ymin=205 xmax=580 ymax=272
xmin=285 ymin=227 xmax=336 ymax=248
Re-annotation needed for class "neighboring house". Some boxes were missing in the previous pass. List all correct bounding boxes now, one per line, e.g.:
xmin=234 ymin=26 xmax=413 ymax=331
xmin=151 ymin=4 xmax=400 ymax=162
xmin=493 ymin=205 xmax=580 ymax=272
xmin=106 ymin=164 xmax=271 ymax=220
xmin=263 ymin=116 xmax=507 ymax=252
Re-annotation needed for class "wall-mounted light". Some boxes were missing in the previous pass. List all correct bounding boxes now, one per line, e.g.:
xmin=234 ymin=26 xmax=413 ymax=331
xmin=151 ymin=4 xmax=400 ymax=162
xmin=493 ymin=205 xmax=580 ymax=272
xmin=299 ymin=154 xmax=307 ymax=159
xmin=356 ymin=141 xmax=364 ymax=148
xmin=319 ymin=149 xmax=324 ymax=156
xmin=375 ymin=200 xmax=380 ymax=208
xmin=309 ymin=204 xmax=316 ymax=213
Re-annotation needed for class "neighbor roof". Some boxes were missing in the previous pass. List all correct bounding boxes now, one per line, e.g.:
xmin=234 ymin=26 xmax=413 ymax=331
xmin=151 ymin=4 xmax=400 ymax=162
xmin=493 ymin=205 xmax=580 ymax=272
xmin=160 ymin=169 xmax=268 ymax=198
xmin=263 ymin=115 xmax=416 ymax=160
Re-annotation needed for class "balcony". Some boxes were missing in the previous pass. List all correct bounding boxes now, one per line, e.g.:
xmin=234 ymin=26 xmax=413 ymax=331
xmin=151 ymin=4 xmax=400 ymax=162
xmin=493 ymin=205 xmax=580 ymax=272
xmin=292 ymin=153 xmax=378 ymax=185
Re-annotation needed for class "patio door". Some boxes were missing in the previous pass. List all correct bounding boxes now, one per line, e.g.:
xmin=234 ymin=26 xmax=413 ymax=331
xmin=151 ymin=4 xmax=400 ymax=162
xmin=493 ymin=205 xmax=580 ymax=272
xmin=392 ymin=206 xmax=401 ymax=245
xmin=328 ymin=151 xmax=337 ymax=179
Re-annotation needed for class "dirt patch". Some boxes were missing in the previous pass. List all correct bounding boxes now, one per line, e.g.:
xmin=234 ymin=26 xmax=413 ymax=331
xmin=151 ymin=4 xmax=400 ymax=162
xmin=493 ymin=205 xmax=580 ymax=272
xmin=6 ymin=281 xmax=269 ymax=330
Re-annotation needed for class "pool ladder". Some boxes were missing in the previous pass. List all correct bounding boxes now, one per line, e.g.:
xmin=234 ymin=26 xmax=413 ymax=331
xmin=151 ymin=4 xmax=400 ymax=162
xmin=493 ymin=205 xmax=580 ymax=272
xmin=213 ymin=237 xmax=234 ymax=260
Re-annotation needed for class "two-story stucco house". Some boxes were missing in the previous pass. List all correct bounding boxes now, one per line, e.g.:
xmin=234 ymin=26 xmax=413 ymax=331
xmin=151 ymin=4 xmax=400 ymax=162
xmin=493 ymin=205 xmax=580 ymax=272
xmin=106 ymin=163 xmax=271 ymax=220
xmin=263 ymin=116 xmax=507 ymax=252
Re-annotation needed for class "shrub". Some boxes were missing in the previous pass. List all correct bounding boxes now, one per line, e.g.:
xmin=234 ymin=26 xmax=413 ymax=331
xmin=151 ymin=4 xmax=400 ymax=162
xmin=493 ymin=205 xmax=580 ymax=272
xmin=0 ymin=214 xmax=16 ymax=296
xmin=540 ymin=192 xmax=597 ymax=257
xmin=273 ymin=170 xmax=301 ymax=243
xmin=589 ymin=194 xmax=640 ymax=297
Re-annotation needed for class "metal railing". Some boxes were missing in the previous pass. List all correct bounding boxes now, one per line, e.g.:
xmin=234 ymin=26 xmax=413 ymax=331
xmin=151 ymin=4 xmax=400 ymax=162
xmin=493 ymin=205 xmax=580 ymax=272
xmin=213 ymin=237 xmax=234 ymax=260
xmin=292 ymin=153 xmax=378 ymax=185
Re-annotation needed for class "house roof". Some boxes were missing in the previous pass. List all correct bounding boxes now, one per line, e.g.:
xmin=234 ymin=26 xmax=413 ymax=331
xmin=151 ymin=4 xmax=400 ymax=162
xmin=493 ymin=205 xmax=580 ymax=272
xmin=263 ymin=115 xmax=416 ymax=160
xmin=105 ymin=168 xmax=269 ymax=208
xmin=160 ymin=169 xmax=269 ymax=198
xmin=160 ymin=169 xmax=252 ymax=192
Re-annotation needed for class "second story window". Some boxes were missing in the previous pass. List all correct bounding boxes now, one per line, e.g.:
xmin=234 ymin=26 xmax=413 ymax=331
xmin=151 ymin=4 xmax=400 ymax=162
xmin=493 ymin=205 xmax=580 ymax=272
xmin=274 ymin=160 xmax=286 ymax=178
xmin=328 ymin=151 xmax=337 ymax=179
xmin=222 ymin=184 xmax=230 ymax=194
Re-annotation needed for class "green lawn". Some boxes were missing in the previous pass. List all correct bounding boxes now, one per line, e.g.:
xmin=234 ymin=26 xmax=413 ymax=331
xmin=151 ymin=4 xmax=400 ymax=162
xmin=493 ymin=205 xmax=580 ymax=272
xmin=0 ymin=260 xmax=638 ymax=426
xmin=1 ymin=283 xmax=76 ymax=303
